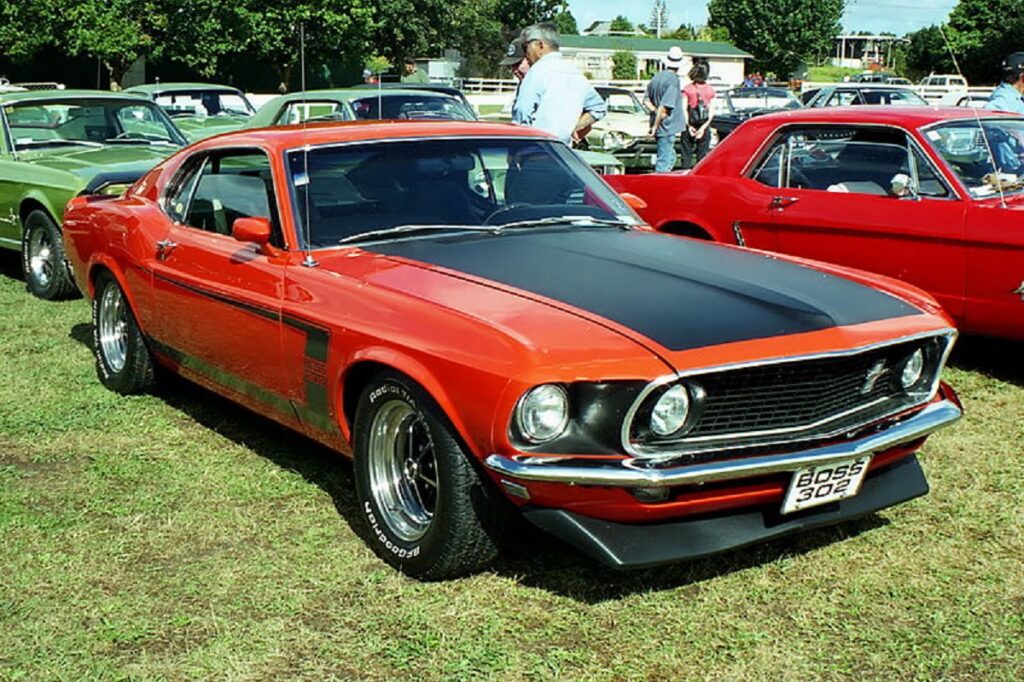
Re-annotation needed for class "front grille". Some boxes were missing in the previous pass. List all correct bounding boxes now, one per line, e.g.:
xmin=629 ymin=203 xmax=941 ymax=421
xmin=627 ymin=333 xmax=953 ymax=458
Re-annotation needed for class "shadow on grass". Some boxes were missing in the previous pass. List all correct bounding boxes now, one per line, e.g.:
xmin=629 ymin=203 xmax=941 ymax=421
xmin=948 ymin=335 xmax=1024 ymax=387
xmin=68 ymin=321 xmax=891 ymax=603
xmin=0 ymin=248 xmax=23 ymax=282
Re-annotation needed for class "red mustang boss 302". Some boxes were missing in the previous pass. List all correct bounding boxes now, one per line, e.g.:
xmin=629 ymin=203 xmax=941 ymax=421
xmin=607 ymin=107 xmax=1024 ymax=341
xmin=64 ymin=121 xmax=961 ymax=579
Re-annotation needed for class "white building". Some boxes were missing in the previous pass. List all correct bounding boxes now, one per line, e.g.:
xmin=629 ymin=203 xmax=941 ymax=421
xmin=558 ymin=35 xmax=752 ymax=85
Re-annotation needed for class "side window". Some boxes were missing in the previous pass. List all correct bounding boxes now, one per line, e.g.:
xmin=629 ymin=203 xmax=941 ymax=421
xmin=176 ymin=150 xmax=285 ymax=247
xmin=827 ymin=91 xmax=858 ymax=107
xmin=165 ymin=158 xmax=204 ymax=224
xmin=279 ymin=101 xmax=347 ymax=125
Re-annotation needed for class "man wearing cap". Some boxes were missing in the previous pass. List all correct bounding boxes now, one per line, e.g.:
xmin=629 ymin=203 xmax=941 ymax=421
xmin=986 ymin=53 xmax=1024 ymax=114
xmin=644 ymin=46 xmax=685 ymax=172
xmin=511 ymin=24 xmax=607 ymax=145
xmin=501 ymin=37 xmax=530 ymax=81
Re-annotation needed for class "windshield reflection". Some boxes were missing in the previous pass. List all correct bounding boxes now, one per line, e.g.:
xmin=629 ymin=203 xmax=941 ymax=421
xmin=926 ymin=118 xmax=1024 ymax=197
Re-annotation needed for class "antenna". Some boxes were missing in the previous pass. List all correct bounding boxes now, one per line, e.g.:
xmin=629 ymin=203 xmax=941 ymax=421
xmin=299 ymin=22 xmax=318 ymax=267
xmin=937 ymin=24 xmax=1006 ymax=208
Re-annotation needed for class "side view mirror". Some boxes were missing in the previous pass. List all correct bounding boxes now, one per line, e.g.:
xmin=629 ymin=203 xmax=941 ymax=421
xmin=620 ymin=192 xmax=648 ymax=211
xmin=232 ymin=216 xmax=272 ymax=246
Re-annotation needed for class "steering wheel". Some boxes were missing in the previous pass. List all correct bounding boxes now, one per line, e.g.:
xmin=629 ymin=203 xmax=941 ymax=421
xmin=483 ymin=203 xmax=527 ymax=225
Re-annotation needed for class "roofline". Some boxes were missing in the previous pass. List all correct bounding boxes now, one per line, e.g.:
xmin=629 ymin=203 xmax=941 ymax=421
xmin=0 ymin=90 xmax=161 ymax=105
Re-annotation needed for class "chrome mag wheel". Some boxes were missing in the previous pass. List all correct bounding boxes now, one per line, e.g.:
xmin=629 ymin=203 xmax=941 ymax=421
xmin=98 ymin=283 xmax=129 ymax=373
xmin=367 ymin=399 xmax=439 ymax=542
xmin=27 ymin=227 xmax=54 ymax=289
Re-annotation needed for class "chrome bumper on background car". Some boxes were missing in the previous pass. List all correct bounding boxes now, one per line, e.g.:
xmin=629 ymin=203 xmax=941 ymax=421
xmin=485 ymin=399 xmax=961 ymax=488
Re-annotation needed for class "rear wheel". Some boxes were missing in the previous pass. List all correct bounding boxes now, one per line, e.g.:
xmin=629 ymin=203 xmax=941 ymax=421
xmin=21 ymin=209 xmax=79 ymax=300
xmin=92 ymin=272 xmax=156 ymax=394
xmin=353 ymin=371 xmax=499 ymax=580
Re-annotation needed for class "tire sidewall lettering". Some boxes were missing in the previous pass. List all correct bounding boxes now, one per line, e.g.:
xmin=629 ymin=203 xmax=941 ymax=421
xmin=363 ymin=500 xmax=421 ymax=559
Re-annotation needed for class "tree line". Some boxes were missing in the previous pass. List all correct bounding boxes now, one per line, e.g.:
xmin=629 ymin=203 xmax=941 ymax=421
xmin=0 ymin=0 xmax=577 ymax=89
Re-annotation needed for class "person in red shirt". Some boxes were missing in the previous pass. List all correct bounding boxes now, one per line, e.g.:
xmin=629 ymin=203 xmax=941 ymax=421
xmin=680 ymin=63 xmax=716 ymax=168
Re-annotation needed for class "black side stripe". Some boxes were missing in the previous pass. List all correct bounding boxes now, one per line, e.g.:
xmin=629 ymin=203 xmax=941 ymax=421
xmin=149 ymin=273 xmax=338 ymax=435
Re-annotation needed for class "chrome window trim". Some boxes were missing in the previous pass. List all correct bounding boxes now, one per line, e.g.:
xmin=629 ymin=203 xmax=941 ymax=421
xmin=620 ymin=328 xmax=957 ymax=461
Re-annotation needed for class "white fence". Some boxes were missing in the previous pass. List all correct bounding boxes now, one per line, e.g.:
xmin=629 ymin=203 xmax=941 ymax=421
xmin=459 ymin=77 xmax=738 ymax=97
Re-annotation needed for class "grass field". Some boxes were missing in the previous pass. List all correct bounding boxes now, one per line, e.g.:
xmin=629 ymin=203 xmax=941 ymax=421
xmin=1 ymin=251 xmax=1022 ymax=681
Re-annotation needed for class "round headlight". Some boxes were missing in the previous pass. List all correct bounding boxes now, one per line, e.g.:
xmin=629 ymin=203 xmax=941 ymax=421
xmin=517 ymin=384 xmax=569 ymax=443
xmin=901 ymin=349 xmax=925 ymax=389
xmin=650 ymin=384 xmax=691 ymax=437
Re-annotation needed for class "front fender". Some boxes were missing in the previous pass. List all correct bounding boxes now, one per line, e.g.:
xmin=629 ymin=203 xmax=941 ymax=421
xmin=339 ymin=346 xmax=498 ymax=459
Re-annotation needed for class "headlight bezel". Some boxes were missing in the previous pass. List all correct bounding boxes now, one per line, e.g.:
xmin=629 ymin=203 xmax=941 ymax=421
xmin=649 ymin=384 xmax=692 ymax=437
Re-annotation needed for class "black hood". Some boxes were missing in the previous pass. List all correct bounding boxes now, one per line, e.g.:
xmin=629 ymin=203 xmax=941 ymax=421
xmin=366 ymin=228 xmax=920 ymax=352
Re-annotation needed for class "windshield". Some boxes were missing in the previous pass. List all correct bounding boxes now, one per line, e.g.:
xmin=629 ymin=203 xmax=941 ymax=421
xmin=600 ymin=90 xmax=645 ymax=115
xmin=726 ymin=88 xmax=801 ymax=112
xmin=925 ymin=118 xmax=1024 ymax=197
xmin=349 ymin=94 xmax=476 ymax=121
xmin=287 ymin=137 xmax=637 ymax=248
xmin=4 ymin=98 xmax=184 ymax=149
xmin=154 ymin=90 xmax=255 ymax=117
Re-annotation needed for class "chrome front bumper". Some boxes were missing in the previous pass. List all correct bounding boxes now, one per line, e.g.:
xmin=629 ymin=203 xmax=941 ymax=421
xmin=484 ymin=400 xmax=961 ymax=488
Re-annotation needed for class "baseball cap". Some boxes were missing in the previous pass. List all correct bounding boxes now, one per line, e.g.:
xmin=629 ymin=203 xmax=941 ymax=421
xmin=1002 ymin=52 xmax=1024 ymax=75
xmin=662 ymin=46 xmax=684 ymax=68
xmin=501 ymin=38 xmax=526 ymax=66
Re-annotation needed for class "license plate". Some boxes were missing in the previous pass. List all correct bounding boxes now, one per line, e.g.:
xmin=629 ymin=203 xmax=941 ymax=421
xmin=781 ymin=456 xmax=871 ymax=514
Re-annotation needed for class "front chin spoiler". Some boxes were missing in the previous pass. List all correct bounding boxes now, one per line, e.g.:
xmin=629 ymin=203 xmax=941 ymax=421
xmin=521 ymin=455 xmax=929 ymax=569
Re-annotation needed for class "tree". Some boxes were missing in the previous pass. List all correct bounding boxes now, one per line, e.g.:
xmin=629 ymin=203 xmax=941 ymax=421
xmin=162 ymin=0 xmax=248 ymax=78
xmin=554 ymin=10 xmax=578 ymax=35
xmin=697 ymin=25 xmax=730 ymax=42
xmin=59 ymin=0 xmax=169 ymax=89
xmin=946 ymin=0 xmax=1024 ymax=83
xmin=667 ymin=23 xmax=697 ymax=41
xmin=649 ymin=0 xmax=669 ymax=39
xmin=611 ymin=50 xmax=638 ymax=79
xmin=0 ymin=0 xmax=56 ymax=63
xmin=904 ymin=25 xmax=954 ymax=81
xmin=708 ymin=0 xmax=842 ymax=78
xmin=610 ymin=15 xmax=634 ymax=33
xmin=235 ymin=0 xmax=374 ymax=91
xmin=493 ymin=0 xmax=566 ymax=39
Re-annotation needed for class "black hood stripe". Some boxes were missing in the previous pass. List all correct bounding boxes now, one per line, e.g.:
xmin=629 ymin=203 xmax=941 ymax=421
xmin=365 ymin=229 xmax=919 ymax=352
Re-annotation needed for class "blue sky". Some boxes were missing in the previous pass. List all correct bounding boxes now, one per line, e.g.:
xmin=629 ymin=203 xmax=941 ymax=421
xmin=567 ymin=0 xmax=960 ymax=36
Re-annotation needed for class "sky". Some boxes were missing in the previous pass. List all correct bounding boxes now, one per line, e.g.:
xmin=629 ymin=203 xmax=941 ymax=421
xmin=567 ymin=0 xmax=960 ymax=37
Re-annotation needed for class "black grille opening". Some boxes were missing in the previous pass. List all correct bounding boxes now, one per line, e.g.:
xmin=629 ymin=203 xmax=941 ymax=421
xmin=630 ymin=335 xmax=950 ymax=456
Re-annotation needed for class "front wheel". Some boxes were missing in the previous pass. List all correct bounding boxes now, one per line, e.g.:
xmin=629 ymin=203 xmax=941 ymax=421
xmin=92 ymin=272 xmax=156 ymax=394
xmin=21 ymin=209 xmax=79 ymax=300
xmin=353 ymin=371 xmax=500 ymax=580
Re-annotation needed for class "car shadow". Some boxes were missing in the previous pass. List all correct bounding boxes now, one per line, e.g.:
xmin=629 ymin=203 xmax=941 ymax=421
xmin=68 ymin=321 xmax=890 ymax=602
xmin=0 ymin=249 xmax=23 ymax=282
xmin=948 ymin=335 xmax=1024 ymax=386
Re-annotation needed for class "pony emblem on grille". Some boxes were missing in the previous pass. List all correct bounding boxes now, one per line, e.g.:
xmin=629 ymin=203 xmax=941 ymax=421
xmin=861 ymin=359 xmax=887 ymax=395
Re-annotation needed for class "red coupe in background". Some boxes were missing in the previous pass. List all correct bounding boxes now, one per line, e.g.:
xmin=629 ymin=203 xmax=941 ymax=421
xmin=64 ymin=121 xmax=960 ymax=579
xmin=607 ymin=107 xmax=1024 ymax=340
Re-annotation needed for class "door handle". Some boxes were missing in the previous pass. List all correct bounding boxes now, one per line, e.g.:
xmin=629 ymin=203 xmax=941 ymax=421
xmin=770 ymin=196 xmax=799 ymax=210
xmin=156 ymin=239 xmax=177 ymax=260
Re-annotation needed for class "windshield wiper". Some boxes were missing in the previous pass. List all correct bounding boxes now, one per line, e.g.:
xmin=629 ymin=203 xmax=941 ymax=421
xmin=337 ymin=215 xmax=636 ymax=246
xmin=16 ymin=139 xmax=103 ymax=150
xmin=338 ymin=224 xmax=501 ymax=245
xmin=488 ymin=215 xmax=637 ymax=231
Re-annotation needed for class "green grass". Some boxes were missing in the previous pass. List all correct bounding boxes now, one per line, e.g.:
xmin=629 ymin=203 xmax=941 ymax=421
xmin=806 ymin=65 xmax=865 ymax=83
xmin=1 ymin=252 xmax=1022 ymax=680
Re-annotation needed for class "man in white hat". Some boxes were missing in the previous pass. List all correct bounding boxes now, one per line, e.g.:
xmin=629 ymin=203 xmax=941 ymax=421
xmin=644 ymin=46 xmax=685 ymax=172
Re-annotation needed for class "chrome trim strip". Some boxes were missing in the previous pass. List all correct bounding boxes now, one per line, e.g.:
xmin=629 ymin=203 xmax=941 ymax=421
xmin=619 ymin=329 xmax=956 ymax=460
xmin=486 ymin=399 xmax=961 ymax=488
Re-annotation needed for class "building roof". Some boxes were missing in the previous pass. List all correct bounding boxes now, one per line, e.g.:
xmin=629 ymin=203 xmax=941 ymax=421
xmin=582 ymin=21 xmax=647 ymax=37
xmin=558 ymin=35 xmax=753 ymax=59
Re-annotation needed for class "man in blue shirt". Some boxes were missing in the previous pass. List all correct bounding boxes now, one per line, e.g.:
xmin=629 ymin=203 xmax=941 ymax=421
xmin=644 ymin=47 xmax=684 ymax=172
xmin=986 ymin=52 xmax=1024 ymax=114
xmin=511 ymin=24 xmax=607 ymax=144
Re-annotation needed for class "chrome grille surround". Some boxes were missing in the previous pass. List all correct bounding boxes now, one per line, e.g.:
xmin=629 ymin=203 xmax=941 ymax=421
xmin=622 ymin=329 xmax=957 ymax=462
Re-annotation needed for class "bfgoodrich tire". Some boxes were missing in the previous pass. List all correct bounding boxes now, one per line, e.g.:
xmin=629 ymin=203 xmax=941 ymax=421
xmin=21 ymin=209 xmax=79 ymax=300
xmin=353 ymin=371 xmax=500 ymax=580
xmin=92 ymin=272 xmax=156 ymax=395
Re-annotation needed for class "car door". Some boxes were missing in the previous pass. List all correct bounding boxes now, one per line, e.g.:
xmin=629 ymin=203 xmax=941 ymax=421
xmin=756 ymin=124 xmax=967 ymax=318
xmin=963 ymin=201 xmax=1024 ymax=338
xmin=150 ymin=147 xmax=291 ymax=402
